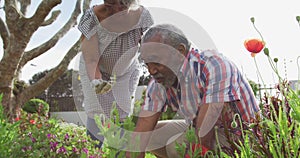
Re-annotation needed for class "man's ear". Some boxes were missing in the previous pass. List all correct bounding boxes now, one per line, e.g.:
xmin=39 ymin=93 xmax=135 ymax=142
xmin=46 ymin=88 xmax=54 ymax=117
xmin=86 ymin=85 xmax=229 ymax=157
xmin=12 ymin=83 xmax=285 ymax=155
xmin=177 ymin=43 xmax=187 ymax=56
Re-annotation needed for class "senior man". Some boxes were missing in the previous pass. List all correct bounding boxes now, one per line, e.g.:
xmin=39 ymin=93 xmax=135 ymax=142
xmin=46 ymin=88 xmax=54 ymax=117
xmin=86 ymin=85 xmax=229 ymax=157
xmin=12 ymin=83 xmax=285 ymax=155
xmin=126 ymin=24 xmax=260 ymax=158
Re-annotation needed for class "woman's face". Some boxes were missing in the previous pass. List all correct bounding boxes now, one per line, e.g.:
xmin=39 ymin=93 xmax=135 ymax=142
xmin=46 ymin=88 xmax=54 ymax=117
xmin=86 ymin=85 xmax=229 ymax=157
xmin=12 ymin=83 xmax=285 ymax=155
xmin=104 ymin=0 xmax=128 ymax=14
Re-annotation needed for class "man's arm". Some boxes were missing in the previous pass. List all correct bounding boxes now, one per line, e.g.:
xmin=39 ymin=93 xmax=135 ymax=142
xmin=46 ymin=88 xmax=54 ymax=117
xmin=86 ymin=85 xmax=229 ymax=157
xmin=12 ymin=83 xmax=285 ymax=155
xmin=194 ymin=103 xmax=225 ymax=149
xmin=127 ymin=110 xmax=161 ymax=158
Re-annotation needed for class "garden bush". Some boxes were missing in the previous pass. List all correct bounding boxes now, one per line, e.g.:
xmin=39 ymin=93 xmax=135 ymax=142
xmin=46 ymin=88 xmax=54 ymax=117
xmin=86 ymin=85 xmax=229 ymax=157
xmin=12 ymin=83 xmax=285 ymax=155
xmin=0 ymin=95 xmax=103 ymax=158
xmin=22 ymin=98 xmax=49 ymax=117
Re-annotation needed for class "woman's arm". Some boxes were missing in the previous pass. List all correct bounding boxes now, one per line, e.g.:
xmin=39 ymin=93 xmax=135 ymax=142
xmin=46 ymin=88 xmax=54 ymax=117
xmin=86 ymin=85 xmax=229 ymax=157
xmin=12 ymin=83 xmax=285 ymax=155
xmin=81 ymin=34 xmax=101 ymax=80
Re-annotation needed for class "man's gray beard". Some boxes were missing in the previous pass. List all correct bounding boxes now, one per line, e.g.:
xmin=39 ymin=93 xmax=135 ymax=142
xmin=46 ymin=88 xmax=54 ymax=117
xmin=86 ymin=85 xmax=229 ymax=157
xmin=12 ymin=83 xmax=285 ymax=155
xmin=163 ymin=75 xmax=177 ymax=88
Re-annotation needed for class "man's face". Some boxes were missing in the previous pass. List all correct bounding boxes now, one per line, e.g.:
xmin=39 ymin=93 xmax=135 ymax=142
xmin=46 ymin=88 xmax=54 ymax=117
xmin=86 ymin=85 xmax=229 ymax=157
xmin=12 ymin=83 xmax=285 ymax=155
xmin=141 ymin=35 xmax=178 ymax=88
xmin=146 ymin=62 xmax=177 ymax=88
xmin=141 ymin=34 xmax=181 ymax=88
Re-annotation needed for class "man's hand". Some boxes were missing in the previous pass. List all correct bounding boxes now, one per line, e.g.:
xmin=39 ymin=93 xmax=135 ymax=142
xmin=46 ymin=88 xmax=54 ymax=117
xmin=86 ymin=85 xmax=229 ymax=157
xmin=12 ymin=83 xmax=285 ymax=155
xmin=126 ymin=111 xmax=161 ymax=158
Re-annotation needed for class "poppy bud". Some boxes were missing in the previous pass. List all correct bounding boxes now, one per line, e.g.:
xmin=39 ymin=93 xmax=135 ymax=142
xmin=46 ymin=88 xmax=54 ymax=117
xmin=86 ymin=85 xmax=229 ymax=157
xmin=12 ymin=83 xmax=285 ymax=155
xmin=297 ymin=16 xmax=300 ymax=22
xmin=264 ymin=48 xmax=269 ymax=56
xmin=274 ymin=58 xmax=278 ymax=63
xmin=250 ymin=17 xmax=255 ymax=23
xmin=244 ymin=39 xmax=265 ymax=57
xmin=231 ymin=120 xmax=238 ymax=128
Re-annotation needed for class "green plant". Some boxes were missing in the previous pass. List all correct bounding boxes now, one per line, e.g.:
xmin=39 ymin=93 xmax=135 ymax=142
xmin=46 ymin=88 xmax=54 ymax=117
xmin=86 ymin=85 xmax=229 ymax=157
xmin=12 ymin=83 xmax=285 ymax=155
xmin=95 ymin=102 xmax=139 ymax=158
xmin=22 ymin=98 xmax=49 ymax=117
xmin=0 ymin=94 xmax=20 ymax=158
xmin=233 ymin=16 xmax=300 ymax=157
xmin=0 ymin=93 xmax=103 ymax=158
xmin=10 ymin=111 xmax=103 ymax=158
xmin=175 ymin=16 xmax=300 ymax=158
xmin=175 ymin=127 xmax=216 ymax=158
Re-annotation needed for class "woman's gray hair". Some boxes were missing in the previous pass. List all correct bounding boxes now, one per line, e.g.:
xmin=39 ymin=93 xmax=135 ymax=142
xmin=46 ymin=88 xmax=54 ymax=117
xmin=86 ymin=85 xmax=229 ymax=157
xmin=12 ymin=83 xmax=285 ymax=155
xmin=120 ymin=0 xmax=139 ymax=9
xmin=142 ymin=24 xmax=191 ymax=53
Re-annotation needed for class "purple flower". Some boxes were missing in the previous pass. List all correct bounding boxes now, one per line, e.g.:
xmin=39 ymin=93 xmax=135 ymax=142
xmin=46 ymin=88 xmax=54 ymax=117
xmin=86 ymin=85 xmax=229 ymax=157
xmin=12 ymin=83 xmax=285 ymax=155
xmin=57 ymin=146 xmax=67 ymax=154
xmin=50 ymin=142 xmax=58 ymax=151
xmin=64 ymin=133 xmax=69 ymax=140
xmin=82 ymin=148 xmax=89 ymax=154
xmin=22 ymin=147 xmax=27 ymax=152
xmin=27 ymin=146 xmax=32 ymax=151
xmin=27 ymin=132 xmax=32 ymax=137
xmin=47 ymin=133 xmax=52 ymax=139
xmin=31 ymin=137 xmax=37 ymax=143
xmin=72 ymin=147 xmax=78 ymax=153
xmin=82 ymin=139 xmax=87 ymax=143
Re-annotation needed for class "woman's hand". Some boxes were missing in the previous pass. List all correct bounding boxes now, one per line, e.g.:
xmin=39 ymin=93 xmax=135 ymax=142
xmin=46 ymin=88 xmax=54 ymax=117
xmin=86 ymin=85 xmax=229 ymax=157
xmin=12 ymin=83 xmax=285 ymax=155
xmin=90 ymin=78 xmax=115 ymax=94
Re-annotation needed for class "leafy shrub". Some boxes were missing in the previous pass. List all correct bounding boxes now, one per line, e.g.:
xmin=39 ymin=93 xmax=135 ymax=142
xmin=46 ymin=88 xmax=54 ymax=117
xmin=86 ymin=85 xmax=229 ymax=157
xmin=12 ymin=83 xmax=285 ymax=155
xmin=11 ymin=110 xmax=104 ymax=158
xmin=0 ymin=94 xmax=20 ymax=158
xmin=0 ymin=94 xmax=103 ymax=158
xmin=22 ymin=98 xmax=49 ymax=117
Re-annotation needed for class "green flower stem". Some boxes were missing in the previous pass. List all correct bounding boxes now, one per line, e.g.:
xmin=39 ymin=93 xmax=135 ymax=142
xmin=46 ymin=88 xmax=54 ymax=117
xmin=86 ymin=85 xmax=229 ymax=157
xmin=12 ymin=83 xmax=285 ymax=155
xmin=214 ymin=126 xmax=222 ymax=154
xmin=233 ymin=113 xmax=245 ymax=137
xmin=254 ymin=57 xmax=266 ymax=88
xmin=297 ymin=56 xmax=300 ymax=82
xmin=252 ymin=21 xmax=264 ymax=43
xmin=267 ymin=56 xmax=283 ymax=83
xmin=252 ymin=19 xmax=279 ymax=82
xmin=252 ymin=18 xmax=284 ymax=84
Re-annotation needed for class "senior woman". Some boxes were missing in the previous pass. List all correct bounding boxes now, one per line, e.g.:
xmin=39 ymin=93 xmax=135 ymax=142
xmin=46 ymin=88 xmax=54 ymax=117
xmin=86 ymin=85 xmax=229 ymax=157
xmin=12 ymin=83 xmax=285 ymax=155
xmin=78 ymin=0 xmax=153 ymax=147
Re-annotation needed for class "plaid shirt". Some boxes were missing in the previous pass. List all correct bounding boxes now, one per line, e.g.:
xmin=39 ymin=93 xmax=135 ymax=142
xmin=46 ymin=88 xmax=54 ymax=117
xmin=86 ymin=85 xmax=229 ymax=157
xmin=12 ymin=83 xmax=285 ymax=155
xmin=142 ymin=49 xmax=260 ymax=122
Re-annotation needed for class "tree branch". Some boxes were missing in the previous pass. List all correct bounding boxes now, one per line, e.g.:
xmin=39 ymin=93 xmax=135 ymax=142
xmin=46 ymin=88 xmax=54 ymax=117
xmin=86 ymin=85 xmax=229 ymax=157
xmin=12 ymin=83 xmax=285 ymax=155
xmin=5 ymin=0 xmax=61 ymax=42
xmin=0 ymin=17 xmax=9 ymax=49
xmin=5 ymin=4 xmax=21 ymax=32
xmin=19 ymin=38 xmax=81 ymax=105
xmin=24 ymin=0 xmax=62 ymax=33
xmin=83 ymin=0 xmax=92 ymax=11
xmin=19 ymin=0 xmax=82 ymax=68
xmin=17 ymin=0 xmax=31 ymax=15
xmin=4 ymin=0 xmax=16 ymax=6
xmin=41 ymin=10 xmax=61 ymax=26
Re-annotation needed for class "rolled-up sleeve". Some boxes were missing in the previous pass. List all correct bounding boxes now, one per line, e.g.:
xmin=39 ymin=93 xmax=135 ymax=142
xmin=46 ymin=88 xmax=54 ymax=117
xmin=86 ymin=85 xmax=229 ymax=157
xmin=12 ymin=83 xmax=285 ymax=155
xmin=142 ymin=79 xmax=167 ymax=112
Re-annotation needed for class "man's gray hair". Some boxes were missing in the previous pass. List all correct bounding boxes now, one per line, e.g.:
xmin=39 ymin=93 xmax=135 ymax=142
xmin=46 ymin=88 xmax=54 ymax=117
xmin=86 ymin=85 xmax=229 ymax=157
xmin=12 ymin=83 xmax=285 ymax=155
xmin=142 ymin=24 xmax=191 ymax=53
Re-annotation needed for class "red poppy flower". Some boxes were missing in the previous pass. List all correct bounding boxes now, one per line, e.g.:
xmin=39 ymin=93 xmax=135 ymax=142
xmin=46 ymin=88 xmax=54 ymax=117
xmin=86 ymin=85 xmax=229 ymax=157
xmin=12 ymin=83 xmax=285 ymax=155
xmin=244 ymin=39 xmax=265 ymax=57
xmin=185 ymin=144 xmax=209 ymax=158
xmin=29 ymin=119 xmax=36 ymax=124
xmin=15 ymin=117 xmax=20 ymax=121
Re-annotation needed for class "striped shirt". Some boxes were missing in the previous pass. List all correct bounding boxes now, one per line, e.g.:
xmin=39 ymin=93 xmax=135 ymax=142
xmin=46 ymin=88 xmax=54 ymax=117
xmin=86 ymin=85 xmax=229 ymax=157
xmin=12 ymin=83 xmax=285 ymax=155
xmin=142 ymin=48 xmax=260 ymax=122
